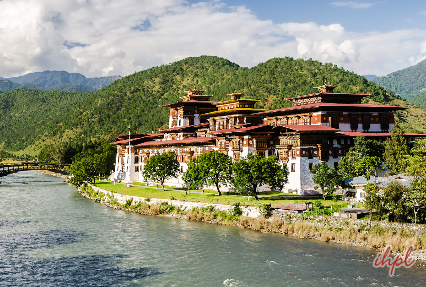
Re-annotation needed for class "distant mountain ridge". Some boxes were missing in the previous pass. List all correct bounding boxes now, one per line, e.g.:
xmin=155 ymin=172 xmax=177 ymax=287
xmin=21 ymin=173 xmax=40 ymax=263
xmin=363 ymin=75 xmax=377 ymax=81
xmin=372 ymin=59 xmax=426 ymax=101
xmin=0 ymin=71 xmax=121 ymax=93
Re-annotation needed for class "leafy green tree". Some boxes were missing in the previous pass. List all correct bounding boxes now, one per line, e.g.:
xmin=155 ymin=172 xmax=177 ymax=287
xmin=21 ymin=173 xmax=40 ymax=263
xmin=404 ymin=189 xmax=426 ymax=224
xmin=70 ymin=143 xmax=116 ymax=186
xmin=364 ymin=183 xmax=387 ymax=221
xmin=405 ymin=140 xmax=426 ymax=223
xmin=0 ymin=142 xmax=4 ymax=162
xmin=383 ymin=181 xmax=409 ymax=223
xmin=338 ymin=136 xmax=384 ymax=180
xmin=310 ymin=163 xmax=344 ymax=200
xmin=182 ymin=151 xmax=232 ymax=196
xmin=143 ymin=151 xmax=180 ymax=191
xmin=231 ymin=154 xmax=288 ymax=200
xmin=383 ymin=126 xmax=410 ymax=174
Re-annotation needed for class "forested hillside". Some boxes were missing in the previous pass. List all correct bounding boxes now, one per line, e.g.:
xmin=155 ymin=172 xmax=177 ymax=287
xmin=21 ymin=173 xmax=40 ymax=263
xmin=372 ymin=58 xmax=426 ymax=108
xmin=1 ymin=56 xmax=425 ymax=156
xmin=0 ymin=89 xmax=95 ymax=155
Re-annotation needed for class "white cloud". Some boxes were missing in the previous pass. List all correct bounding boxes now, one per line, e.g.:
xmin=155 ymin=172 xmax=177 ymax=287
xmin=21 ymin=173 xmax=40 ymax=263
xmin=330 ymin=1 xmax=375 ymax=9
xmin=0 ymin=0 xmax=425 ymax=78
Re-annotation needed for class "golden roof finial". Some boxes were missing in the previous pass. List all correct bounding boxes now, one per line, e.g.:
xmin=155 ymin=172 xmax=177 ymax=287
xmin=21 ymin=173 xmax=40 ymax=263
xmin=314 ymin=80 xmax=336 ymax=93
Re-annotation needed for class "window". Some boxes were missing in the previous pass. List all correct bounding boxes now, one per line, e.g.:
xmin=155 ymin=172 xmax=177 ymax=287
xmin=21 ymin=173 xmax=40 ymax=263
xmin=333 ymin=149 xmax=338 ymax=158
xmin=135 ymin=166 xmax=139 ymax=172
xmin=134 ymin=156 xmax=139 ymax=164
xmin=330 ymin=115 xmax=339 ymax=129
xmin=309 ymin=163 xmax=313 ymax=170
xmin=363 ymin=116 xmax=370 ymax=131
xmin=291 ymin=163 xmax=296 ymax=172
xmin=381 ymin=117 xmax=389 ymax=131
xmin=350 ymin=116 xmax=358 ymax=131
xmin=303 ymin=117 xmax=311 ymax=125
xmin=308 ymin=149 xmax=313 ymax=159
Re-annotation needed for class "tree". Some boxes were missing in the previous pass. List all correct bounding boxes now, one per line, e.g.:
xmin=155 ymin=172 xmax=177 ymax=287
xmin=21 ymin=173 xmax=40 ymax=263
xmin=339 ymin=151 xmax=383 ymax=181
xmin=182 ymin=151 xmax=232 ymax=196
xmin=70 ymin=143 xmax=116 ymax=186
xmin=338 ymin=136 xmax=384 ymax=180
xmin=405 ymin=140 xmax=426 ymax=223
xmin=383 ymin=126 xmax=410 ymax=174
xmin=0 ymin=142 xmax=4 ymax=162
xmin=310 ymin=163 xmax=344 ymax=200
xmin=383 ymin=181 xmax=409 ymax=223
xmin=231 ymin=154 xmax=288 ymax=200
xmin=404 ymin=189 xmax=426 ymax=224
xmin=364 ymin=183 xmax=386 ymax=221
xmin=142 ymin=151 xmax=180 ymax=191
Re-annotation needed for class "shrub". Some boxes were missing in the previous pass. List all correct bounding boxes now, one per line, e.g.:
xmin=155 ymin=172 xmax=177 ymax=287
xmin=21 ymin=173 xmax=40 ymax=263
xmin=232 ymin=203 xmax=243 ymax=216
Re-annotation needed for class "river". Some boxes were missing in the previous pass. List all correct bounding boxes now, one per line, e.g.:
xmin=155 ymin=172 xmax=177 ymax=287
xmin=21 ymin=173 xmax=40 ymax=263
xmin=1 ymin=170 xmax=426 ymax=286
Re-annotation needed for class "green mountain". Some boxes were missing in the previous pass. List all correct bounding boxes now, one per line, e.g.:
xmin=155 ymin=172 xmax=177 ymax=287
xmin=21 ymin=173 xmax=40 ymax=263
xmin=372 ymin=59 xmax=426 ymax=106
xmin=7 ymin=71 xmax=121 ymax=89
xmin=1 ymin=71 xmax=121 ymax=94
xmin=1 ymin=56 xmax=425 ymax=156
xmin=0 ymin=79 xmax=21 ymax=92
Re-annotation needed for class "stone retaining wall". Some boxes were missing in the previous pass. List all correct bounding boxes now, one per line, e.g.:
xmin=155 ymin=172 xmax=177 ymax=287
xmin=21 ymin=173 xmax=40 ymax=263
xmin=88 ymin=184 xmax=261 ymax=218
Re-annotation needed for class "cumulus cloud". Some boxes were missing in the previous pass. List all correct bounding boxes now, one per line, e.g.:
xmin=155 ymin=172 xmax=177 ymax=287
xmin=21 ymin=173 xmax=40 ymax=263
xmin=330 ymin=1 xmax=375 ymax=9
xmin=0 ymin=0 xmax=425 ymax=78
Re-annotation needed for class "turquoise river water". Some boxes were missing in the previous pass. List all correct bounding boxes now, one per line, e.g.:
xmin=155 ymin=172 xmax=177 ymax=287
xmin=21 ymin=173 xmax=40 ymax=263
xmin=0 ymin=170 xmax=426 ymax=286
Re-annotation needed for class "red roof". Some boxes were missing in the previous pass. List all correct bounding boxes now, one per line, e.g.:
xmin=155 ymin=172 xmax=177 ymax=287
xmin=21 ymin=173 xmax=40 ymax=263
xmin=286 ymin=92 xmax=369 ymax=101
xmin=110 ymin=137 xmax=144 ymax=145
xmin=159 ymin=123 xmax=209 ymax=133
xmin=161 ymin=100 xmax=219 ymax=107
xmin=135 ymin=136 xmax=216 ymax=147
xmin=282 ymin=125 xmax=339 ymax=132
xmin=212 ymin=125 xmax=268 ymax=134
xmin=273 ymin=204 xmax=307 ymax=211
xmin=254 ymin=102 xmax=407 ymax=116
xmin=338 ymin=132 xmax=426 ymax=137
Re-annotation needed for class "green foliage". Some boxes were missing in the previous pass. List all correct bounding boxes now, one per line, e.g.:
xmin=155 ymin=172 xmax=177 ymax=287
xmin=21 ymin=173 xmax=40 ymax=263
xmin=372 ymin=58 xmax=426 ymax=100
xmin=383 ymin=126 xmax=410 ymax=174
xmin=301 ymin=206 xmax=342 ymax=219
xmin=231 ymin=154 xmax=288 ymax=199
xmin=257 ymin=203 xmax=273 ymax=218
xmin=142 ymin=151 xmax=180 ymax=191
xmin=364 ymin=183 xmax=386 ymax=220
xmin=383 ymin=181 xmax=409 ymax=223
xmin=338 ymin=136 xmax=384 ymax=180
xmin=0 ymin=89 xmax=94 ymax=152
xmin=182 ymin=151 xmax=232 ymax=196
xmin=232 ymin=202 xmax=243 ymax=216
xmin=350 ymin=135 xmax=385 ymax=159
xmin=159 ymin=202 xmax=175 ymax=213
xmin=405 ymin=139 xmax=426 ymax=223
xmin=310 ymin=163 xmax=344 ymax=200
xmin=69 ymin=143 xmax=115 ymax=186
xmin=409 ymin=93 xmax=426 ymax=110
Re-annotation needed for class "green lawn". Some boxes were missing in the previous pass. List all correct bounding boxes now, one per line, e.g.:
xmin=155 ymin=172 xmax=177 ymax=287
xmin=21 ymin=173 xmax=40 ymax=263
xmin=93 ymin=182 xmax=347 ymax=208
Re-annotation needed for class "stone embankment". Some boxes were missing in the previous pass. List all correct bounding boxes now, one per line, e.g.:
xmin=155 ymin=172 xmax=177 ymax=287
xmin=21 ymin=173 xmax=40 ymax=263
xmin=87 ymin=184 xmax=261 ymax=218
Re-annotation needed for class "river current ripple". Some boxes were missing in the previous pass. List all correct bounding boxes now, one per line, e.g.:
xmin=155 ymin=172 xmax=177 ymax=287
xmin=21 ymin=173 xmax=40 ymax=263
xmin=0 ymin=170 xmax=425 ymax=286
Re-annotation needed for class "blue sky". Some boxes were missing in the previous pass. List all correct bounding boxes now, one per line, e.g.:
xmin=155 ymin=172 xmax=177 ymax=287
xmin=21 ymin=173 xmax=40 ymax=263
xmin=1 ymin=0 xmax=426 ymax=78
xmin=205 ymin=1 xmax=426 ymax=33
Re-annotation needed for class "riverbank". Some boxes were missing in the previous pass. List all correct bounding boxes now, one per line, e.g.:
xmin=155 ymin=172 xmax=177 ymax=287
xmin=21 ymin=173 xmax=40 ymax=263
xmin=79 ymin=182 xmax=426 ymax=262
xmin=38 ymin=169 xmax=69 ymax=179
